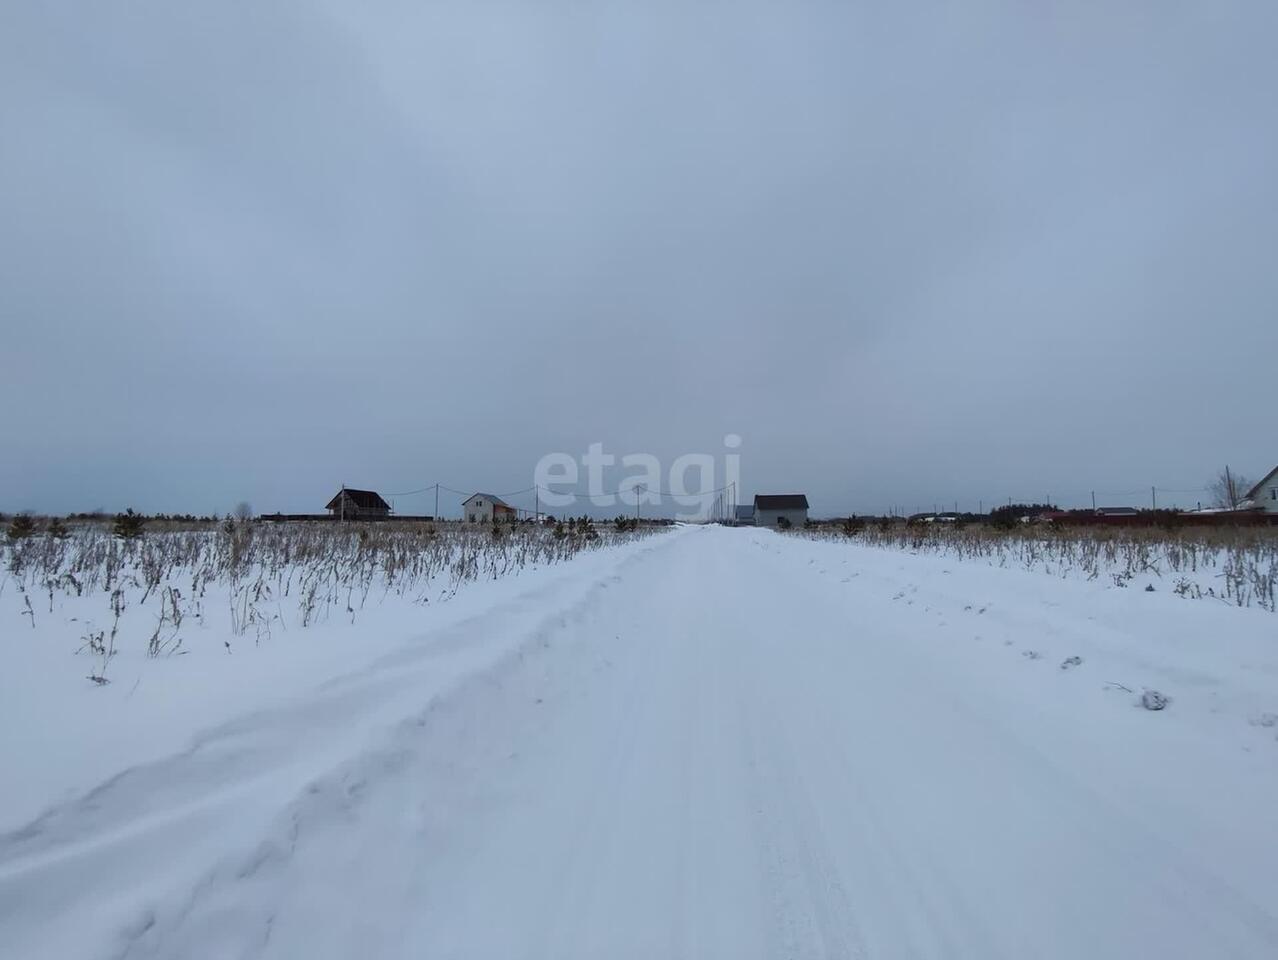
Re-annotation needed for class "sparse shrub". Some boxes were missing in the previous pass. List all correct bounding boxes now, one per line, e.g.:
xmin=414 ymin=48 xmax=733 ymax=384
xmin=988 ymin=512 xmax=1018 ymax=532
xmin=46 ymin=517 xmax=70 ymax=539
xmin=776 ymin=516 xmax=792 ymax=530
xmin=841 ymin=516 xmax=864 ymax=537
xmin=6 ymin=513 xmax=36 ymax=541
xmin=113 ymin=509 xmax=146 ymax=539
xmin=568 ymin=516 xmax=598 ymax=541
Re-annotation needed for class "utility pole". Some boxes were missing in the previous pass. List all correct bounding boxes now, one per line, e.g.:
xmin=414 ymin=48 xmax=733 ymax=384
xmin=1091 ymin=490 xmax=1096 ymax=512
xmin=1151 ymin=486 xmax=1157 ymax=510
xmin=636 ymin=484 xmax=641 ymax=523
xmin=535 ymin=486 xmax=539 ymax=524
xmin=434 ymin=483 xmax=439 ymax=522
xmin=340 ymin=483 xmax=345 ymax=523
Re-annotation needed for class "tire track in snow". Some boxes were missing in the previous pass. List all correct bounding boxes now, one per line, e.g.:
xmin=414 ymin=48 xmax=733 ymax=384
xmin=0 ymin=531 xmax=690 ymax=960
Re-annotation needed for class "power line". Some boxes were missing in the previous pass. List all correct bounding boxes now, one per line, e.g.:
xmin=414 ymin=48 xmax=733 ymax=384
xmin=530 ymin=482 xmax=735 ymax=499
xmin=382 ymin=480 xmax=736 ymax=504
xmin=383 ymin=484 xmax=437 ymax=497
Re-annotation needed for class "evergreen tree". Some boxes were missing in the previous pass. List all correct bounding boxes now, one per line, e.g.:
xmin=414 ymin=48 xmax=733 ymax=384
xmin=113 ymin=508 xmax=146 ymax=539
xmin=6 ymin=513 xmax=36 ymax=541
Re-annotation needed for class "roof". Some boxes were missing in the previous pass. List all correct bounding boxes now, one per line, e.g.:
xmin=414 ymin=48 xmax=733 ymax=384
xmin=1244 ymin=466 xmax=1278 ymax=501
xmin=754 ymin=494 xmax=809 ymax=510
xmin=462 ymin=492 xmax=510 ymax=507
xmin=1096 ymin=507 xmax=1139 ymax=516
xmin=735 ymin=504 xmax=755 ymax=519
xmin=325 ymin=488 xmax=390 ymax=511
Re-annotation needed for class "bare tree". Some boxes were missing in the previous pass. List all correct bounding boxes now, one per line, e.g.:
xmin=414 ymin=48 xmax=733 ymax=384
xmin=233 ymin=501 xmax=254 ymax=522
xmin=1210 ymin=466 xmax=1252 ymax=510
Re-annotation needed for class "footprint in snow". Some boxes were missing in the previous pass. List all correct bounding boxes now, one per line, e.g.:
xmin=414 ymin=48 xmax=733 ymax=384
xmin=1022 ymin=650 xmax=1044 ymax=660
xmin=1059 ymin=656 xmax=1083 ymax=670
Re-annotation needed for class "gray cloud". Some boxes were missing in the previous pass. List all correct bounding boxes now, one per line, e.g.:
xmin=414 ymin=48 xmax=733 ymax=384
xmin=3 ymin=2 xmax=1276 ymax=517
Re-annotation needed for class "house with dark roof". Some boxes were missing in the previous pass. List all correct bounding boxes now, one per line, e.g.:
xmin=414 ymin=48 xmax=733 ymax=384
xmin=754 ymin=494 xmax=809 ymax=529
xmin=463 ymin=492 xmax=517 ymax=523
xmin=1243 ymin=465 xmax=1278 ymax=513
xmin=326 ymin=488 xmax=391 ymax=520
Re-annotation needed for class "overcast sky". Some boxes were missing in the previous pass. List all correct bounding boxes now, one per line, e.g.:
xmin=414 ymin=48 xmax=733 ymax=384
xmin=2 ymin=2 xmax=1275 ymax=518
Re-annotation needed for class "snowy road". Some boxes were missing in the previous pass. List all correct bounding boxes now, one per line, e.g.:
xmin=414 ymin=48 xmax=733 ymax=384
xmin=3 ymin=526 xmax=1277 ymax=958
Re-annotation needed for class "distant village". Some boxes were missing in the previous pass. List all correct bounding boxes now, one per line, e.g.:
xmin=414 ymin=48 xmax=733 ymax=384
xmin=256 ymin=464 xmax=1278 ymax=530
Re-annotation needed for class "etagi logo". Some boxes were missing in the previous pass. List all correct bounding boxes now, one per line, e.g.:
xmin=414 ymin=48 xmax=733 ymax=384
xmin=533 ymin=435 xmax=742 ymax=519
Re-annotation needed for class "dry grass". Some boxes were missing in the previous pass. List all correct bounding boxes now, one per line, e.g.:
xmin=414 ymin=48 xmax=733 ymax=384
xmin=2 ymin=520 xmax=655 ymax=678
xmin=800 ymin=523 xmax=1278 ymax=611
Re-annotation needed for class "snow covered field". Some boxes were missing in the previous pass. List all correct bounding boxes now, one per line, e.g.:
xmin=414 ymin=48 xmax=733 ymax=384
xmin=807 ymin=522 xmax=1278 ymax=610
xmin=3 ymin=524 xmax=1277 ymax=958
xmin=0 ymin=521 xmax=654 ymax=827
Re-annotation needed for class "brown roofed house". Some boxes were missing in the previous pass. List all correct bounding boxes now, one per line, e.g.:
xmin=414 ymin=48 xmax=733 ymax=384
xmin=326 ymin=488 xmax=391 ymax=520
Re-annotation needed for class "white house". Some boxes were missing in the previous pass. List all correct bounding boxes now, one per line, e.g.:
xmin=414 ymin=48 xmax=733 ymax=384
xmin=462 ymin=493 xmax=517 ymax=523
xmin=753 ymin=494 xmax=809 ymax=529
xmin=1243 ymin=466 xmax=1278 ymax=513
